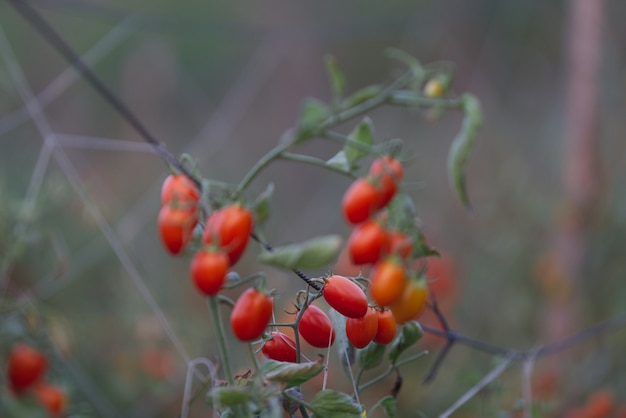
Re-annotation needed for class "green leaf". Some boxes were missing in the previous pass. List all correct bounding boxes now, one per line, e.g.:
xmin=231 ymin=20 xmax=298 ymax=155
xmin=344 ymin=117 xmax=374 ymax=166
xmin=385 ymin=48 xmax=424 ymax=83
xmin=329 ymin=308 xmax=355 ymax=379
xmin=207 ymin=386 xmax=250 ymax=407
xmin=258 ymin=235 xmax=342 ymax=270
xmin=296 ymin=98 xmax=330 ymax=143
xmin=326 ymin=150 xmax=351 ymax=172
xmin=389 ymin=321 xmax=423 ymax=365
xmin=342 ymin=85 xmax=383 ymax=108
xmin=325 ymin=55 xmax=345 ymax=102
xmin=253 ymin=182 xmax=274 ymax=225
xmin=309 ymin=389 xmax=363 ymax=418
xmin=357 ymin=343 xmax=386 ymax=370
xmin=261 ymin=359 xmax=325 ymax=388
xmin=372 ymin=396 xmax=397 ymax=418
xmin=447 ymin=94 xmax=481 ymax=210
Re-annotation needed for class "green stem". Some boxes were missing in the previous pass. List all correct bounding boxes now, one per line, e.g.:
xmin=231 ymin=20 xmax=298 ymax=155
xmin=322 ymin=130 xmax=378 ymax=155
xmin=236 ymin=142 xmax=291 ymax=195
xmin=388 ymin=91 xmax=464 ymax=109
xmin=223 ymin=272 xmax=266 ymax=290
xmin=280 ymin=152 xmax=356 ymax=178
xmin=248 ymin=342 xmax=260 ymax=370
xmin=207 ymin=296 xmax=235 ymax=385
xmin=357 ymin=350 xmax=428 ymax=393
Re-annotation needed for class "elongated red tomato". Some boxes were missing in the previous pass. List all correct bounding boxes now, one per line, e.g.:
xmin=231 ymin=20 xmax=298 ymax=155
xmin=298 ymin=304 xmax=335 ymax=348
xmin=322 ymin=275 xmax=368 ymax=318
xmin=158 ymin=204 xmax=197 ymax=255
xmin=369 ymin=156 xmax=403 ymax=209
xmin=386 ymin=231 xmax=413 ymax=260
xmin=342 ymin=178 xmax=381 ymax=224
xmin=262 ymin=332 xmax=297 ymax=362
xmin=33 ymin=382 xmax=66 ymax=416
xmin=346 ymin=307 xmax=378 ymax=349
xmin=373 ymin=309 xmax=397 ymax=345
xmin=190 ymin=249 xmax=229 ymax=296
xmin=348 ymin=220 xmax=389 ymax=265
xmin=7 ymin=343 xmax=48 ymax=394
xmin=230 ymin=288 xmax=273 ymax=341
xmin=390 ymin=279 xmax=428 ymax=324
xmin=203 ymin=205 xmax=253 ymax=265
xmin=369 ymin=258 xmax=406 ymax=307
xmin=161 ymin=174 xmax=200 ymax=206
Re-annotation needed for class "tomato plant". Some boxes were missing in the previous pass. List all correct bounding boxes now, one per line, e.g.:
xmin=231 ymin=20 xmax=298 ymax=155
xmin=390 ymin=278 xmax=428 ymax=324
xmin=322 ymin=275 xmax=368 ymax=318
xmin=202 ymin=205 xmax=253 ymax=265
xmin=230 ymin=288 xmax=273 ymax=342
xmin=342 ymin=178 xmax=381 ymax=224
xmin=297 ymin=304 xmax=336 ymax=348
xmin=346 ymin=307 xmax=378 ymax=349
xmin=369 ymin=257 xmax=406 ymax=307
xmin=261 ymin=332 xmax=297 ymax=363
xmin=6 ymin=343 xmax=48 ymax=394
xmin=347 ymin=219 xmax=390 ymax=265
xmin=373 ymin=309 xmax=397 ymax=345
xmin=33 ymin=382 xmax=66 ymax=417
xmin=158 ymin=204 xmax=197 ymax=255
xmin=190 ymin=249 xmax=229 ymax=296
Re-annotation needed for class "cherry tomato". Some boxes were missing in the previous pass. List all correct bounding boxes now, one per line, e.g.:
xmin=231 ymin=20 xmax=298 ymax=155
xmin=386 ymin=231 xmax=413 ymax=260
xmin=203 ymin=205 xmax=253 ymax=265
xmin=369 ymin=257 xmax=406 ymax=307
xmin=158 ymin=204 xmax=197 ymax=255
xmin=346 ymin=307 xmax=378 ymax=349
xmin=322 ymin=275 xmax=368 ymax=318
xmin=342 ymin=178 xmax=381 ymax=224
xmin=230 ymin=288 xmax=273 ymax=342
xmin=423 ymin=78 xmax=446 ymax=98
xmin=262 ymin=332 xmax=297 ymax=363
xmin=373 ymin=309 xmax=397 ymax=345
xmin=348 ymin=220 xmax=389 ymax=265
xmin=7 ymin=343 xmax=48 ymax=394
xmin=369 ymin=156 xmax=403 ymax=209
xmin=33 ymin=382 xmax=66 ymax=416
xmin=161 ymin=174 xmax=200 ymax=206
xmin=390 ymin=279 xmax=428 ymax=324
xmin=190 ymin=249 xmax=229 ymax=296
xmin=298 ymin=304 xmax=335 ymax=348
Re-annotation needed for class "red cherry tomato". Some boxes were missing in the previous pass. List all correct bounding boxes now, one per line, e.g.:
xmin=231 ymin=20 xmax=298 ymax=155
xmin=342 ymin=178 xmax=381 ymax=224
xmin=298 ymin=304 xmax=335 ymax=348
xmin=373 ymin=309 xmax=397 ymax=345
xmin=386 ymin=231 xmax=413 ymax=260
xmin=322 ymin=275 xmax=368 ymax=318
xmin=230 ymin=288 xmax=273 ymax=341
xmin=369 ymin=258 xmax=406 ymax=307
xmin=33 ymin=382 xmax=66 ymax=416
xmin=161 ymin=174 xmax=200 ymax=206
xmin=346 ymin=307 xmax=378 ymax=349
xmin=190 ymin=249 xmax=229 ymax=296
xmin=348 ymin=220 xmax=390 ymax=265
xmin=158 ymin=204 xmax=198 ymax=255
xmin=369 ymin=156 xmax=403 ymax=209
xmin=390 ymin=279 xmax=428 ymax=324
xmin=203 ymin=205 xmax=253 ymax=265
xmin=7 ymin=343 xmax=48 ymax=394
xmin=261 ymin=332 xmax=297 ymax=363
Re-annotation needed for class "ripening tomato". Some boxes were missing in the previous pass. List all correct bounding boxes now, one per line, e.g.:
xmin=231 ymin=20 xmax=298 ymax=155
xmin=262 ymin=332 xmax=297 ymax=362
xmin=373 ymin=309 xmax=397 ymax=345
xmin=348 ymin=220 xmax=389 ymax=265
xmin=584 ymin=390 xmax=615 ymax=418
xmin=423 ymin=78 xmax=446 ymax=98
xmin=161 ymin=174 xmax=200 ymax=206
xmin=346 ymin=307 xmax=378 ymax=349
xmin=230 ymin=288 xmax=273 ymax=341
xmin=390 ymin=279 xmax=428 ymax=324
xmin=386 ymin=231 xmax=413 ymax=260
xmin=369 ymin=258 xmax=406 ymax=307
xmin=322 ymin=275 xmax=368 ymax=318
xmin=33 ymin=382 xmax=66 ymax=416
xmin=7 ymin=343 xmax=48 ymax=394
xmin=369 ymin=156 xmax=403 ymax=209
xmin=190 ymin=249 xmax=229 ymax=296
xmin=342 ymin=178 xmax=381 ymax=224
xmin=203 ymin=205 xmax=253 ymax=265
xmin=298 ymin=304 xmax=335 ymax=348
xmin=158 ymin=204 xmax=198 ymax=255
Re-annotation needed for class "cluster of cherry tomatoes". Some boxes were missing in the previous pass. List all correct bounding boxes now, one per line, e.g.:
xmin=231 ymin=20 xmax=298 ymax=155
xmin=5 ymin=342 xmax=66 ymax=416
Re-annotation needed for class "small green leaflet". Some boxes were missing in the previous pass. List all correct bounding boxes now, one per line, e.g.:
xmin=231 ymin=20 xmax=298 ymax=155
xmin=295 ymin=98 xmax=330 ymax=143
xmin=261 ymin=359 xmax=324 ymax=388
xmin=357 ymin=342 xmax=386 ymax=370
xmin=447 ymin=94 xmax=481 ymax=210
xmin=253 ymin=182 xmax=274 ymax=225
xmin=344 ymin=117 xmax=374 ymax=167
xmin=389 ymin=321 xmax=423 ymax=365
xmin=325 ymin=55 xmax=345 ymax=102
xmin=309 ymin=389 xmax=363 ymax=418
xmin=258 ymin=235 xmax=342 ymax=270
xmin=371 ymin=396 xmax=397 ymax=418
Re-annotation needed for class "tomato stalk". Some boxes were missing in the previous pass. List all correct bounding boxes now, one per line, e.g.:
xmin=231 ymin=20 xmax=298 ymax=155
xmin=207 ymin=296 xmax=235 ymax=385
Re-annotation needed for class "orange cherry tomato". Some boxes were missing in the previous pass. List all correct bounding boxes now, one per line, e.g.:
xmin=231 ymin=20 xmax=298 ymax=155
xmin=373 ymin=309 xmax=397 ymax=345
xmin=346 ymin=307 xmax=378 ymax=349
xmin=33 ymin=382 xmax=66 ymax=416
xmin=369 ymin=258 xmax=406 ymax=307
xmin=390 ymin=279 xmax=428 ymax=324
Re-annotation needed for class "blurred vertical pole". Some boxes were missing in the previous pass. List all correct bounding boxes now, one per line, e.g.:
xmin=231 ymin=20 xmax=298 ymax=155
xmin=542 ymin=0 xmax=604 ymax=345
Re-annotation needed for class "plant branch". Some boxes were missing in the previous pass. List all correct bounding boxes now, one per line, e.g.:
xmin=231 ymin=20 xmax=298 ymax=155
xmin=280 ymin=152 xmax=356 ymax=178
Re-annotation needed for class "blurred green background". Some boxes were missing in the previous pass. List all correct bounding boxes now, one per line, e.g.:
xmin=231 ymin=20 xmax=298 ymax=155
xmin=2 ymin=0 xmax=626 ymax=416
